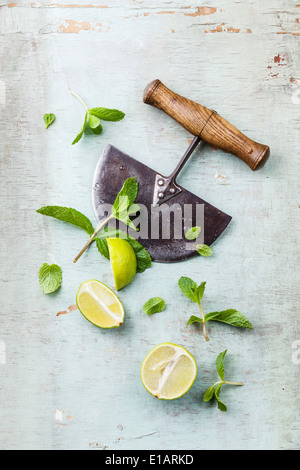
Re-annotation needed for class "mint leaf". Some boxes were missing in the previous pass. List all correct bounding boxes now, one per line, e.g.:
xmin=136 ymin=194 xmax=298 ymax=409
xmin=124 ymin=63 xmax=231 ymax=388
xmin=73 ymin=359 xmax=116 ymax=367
xmin=89 ymin=114 xmax=101 ymax=129
xmin=43 ymin=113 xmax=55 ymax=129
xmin=89 ymin=107 xmax=125 ymax=122
xmin=126 ymin=236 xmax=152 ymax=273
xmin=39 ymin=263 xmax=62 ymax=294
xmin=216 ymin=350 xmax=227 ymax=381
xmin=72 ymin=112 xmax=88 ymax=145
xmin=95 ymin=237 xmax=110 ymax=259
xmin=143 ymin=297 xmax=165 ymax=316
xmin=128 ymin=204 xmax=140 ymax=215
xmin=203 ymin=385 xmax=215 ymax=402
xmin=112 ymin=177 xmax=139 ymax=230
xmin=112 ymin=177 xmax=138 ymax=214
xmin=205 ymin=309 xmax=253 ymax=329
xmin=195 ymin=244 xmax=213 ymax=257
xmin=178 ymin=277 xmax=199 ymax=303
xmin=214 ymin=385 xmax=227 ymax=412
xmin=91 ymin=123 xmax=103 ymax=135
xmin=185 ymin=226 xmax=201 ymax=240
xmin=37 ymin=206 xmax=94 ymax=235
xmin=197 ymin=282 xmax=206 ymax=301
xmin=187 ymin=315 xmax=203 ymax=326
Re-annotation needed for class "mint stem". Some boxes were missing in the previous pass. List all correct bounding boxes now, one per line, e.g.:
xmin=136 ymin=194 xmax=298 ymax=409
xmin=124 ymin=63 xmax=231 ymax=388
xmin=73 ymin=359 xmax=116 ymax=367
xmin=73 ymin=214 xmax=113 ymax=263
xmin=70 ymin=91 xmax=89 ymax=113
xmin=224 ymin=381 xmax=243 ymax=386
xmin=199 ymin=301 xmax=209 ymax=342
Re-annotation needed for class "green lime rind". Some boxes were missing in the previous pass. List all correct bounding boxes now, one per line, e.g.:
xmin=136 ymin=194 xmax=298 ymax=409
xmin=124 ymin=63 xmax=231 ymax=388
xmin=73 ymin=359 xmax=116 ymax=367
xmin=76 ymin=279 xmax=125 ymax=329
xmin=107 ymin=238 xmax=137 ymax=291
xmin=141 ymin=342 xmax=198 ymax=400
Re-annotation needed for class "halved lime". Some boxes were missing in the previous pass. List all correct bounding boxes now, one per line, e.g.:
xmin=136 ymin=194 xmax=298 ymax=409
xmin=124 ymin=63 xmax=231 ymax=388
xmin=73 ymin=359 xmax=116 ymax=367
xmin=141 ymin=343 xmax=197 ymax=400
xmin=76 ymin=280 xmax=124 ymax=329
xmin=107 ymin=238 xmax=137 ymax=291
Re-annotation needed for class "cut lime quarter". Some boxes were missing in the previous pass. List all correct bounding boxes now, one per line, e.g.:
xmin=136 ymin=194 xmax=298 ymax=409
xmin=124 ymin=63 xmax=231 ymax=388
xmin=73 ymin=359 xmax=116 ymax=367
xmin=141 ymin=343 xmax=197 ymax=400
xmin=107 ymin=238 xmax=137 ymax=291
xmin=76 ymin=280 xmax=125 ymax=329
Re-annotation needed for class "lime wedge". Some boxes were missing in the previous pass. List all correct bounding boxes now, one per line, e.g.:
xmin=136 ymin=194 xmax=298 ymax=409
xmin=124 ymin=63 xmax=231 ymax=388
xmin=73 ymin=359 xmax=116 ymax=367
xmin=107 ymin=238 xmax=137 ymax=291
xmin=76 ymin=280 xmax=124 ymax=329
xmin=141 ymin=343 xmax=197 ymax=400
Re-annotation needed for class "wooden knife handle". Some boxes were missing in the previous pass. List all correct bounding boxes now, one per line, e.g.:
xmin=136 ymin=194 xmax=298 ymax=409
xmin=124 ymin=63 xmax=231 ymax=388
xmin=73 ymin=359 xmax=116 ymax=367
xmin=144 ymin=79 xmax=270 ymax=170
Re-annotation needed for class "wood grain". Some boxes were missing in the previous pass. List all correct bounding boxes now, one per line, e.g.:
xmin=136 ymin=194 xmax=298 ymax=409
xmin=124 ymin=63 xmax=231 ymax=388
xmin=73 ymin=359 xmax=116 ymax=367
xmin=0 ymin=0 xmax=299 ymax=451
xmin=144 ymin=79 xmax=270 ymax=169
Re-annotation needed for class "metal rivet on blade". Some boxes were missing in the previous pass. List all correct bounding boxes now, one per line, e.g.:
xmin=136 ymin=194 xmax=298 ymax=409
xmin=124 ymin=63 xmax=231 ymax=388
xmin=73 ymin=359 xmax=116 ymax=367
xmin=158 ymin=179 xmax=164 ymax=186
xmin=169 ymin=188 xmax=175 ymax=194
xmin=158 ymin=192 xmax=164 ymax=199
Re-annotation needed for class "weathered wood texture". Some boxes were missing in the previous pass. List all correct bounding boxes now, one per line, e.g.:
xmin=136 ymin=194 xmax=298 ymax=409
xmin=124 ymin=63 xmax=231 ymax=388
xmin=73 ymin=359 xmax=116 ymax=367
xmin=0 ymin=0 xmax=299 ymax=450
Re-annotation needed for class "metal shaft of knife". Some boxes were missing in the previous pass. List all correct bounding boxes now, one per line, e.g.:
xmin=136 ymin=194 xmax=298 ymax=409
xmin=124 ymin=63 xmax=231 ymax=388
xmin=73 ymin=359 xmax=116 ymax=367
xmin=153 ymin=136 xmax=203 ymax=206
xmin=169 ymin=135 xmax=203 ymax=182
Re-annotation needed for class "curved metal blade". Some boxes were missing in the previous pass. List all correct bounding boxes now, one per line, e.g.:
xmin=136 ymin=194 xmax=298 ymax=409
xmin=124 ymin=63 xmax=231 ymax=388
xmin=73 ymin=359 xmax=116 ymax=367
xmin=92 ymin=145 xmax=232 ymax=263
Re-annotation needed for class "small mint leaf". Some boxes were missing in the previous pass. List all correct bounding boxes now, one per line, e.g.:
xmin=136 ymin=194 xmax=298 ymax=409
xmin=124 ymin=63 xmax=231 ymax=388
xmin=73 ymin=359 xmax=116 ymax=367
xmin=72 ymin=112 xmax=88 ymax=145
xmin=216 ymin=350 xmax=227 ymax=381
xmin=197 ymin=282 xmax=206 ymax=301
xmin=89 ymin=107 xmax=125 ymax=122
xmin=178 ymin=277 xmax=199 ymax=303
xmin=37 ymin=206 xmax=94 ymax=235
xmin=187 ymin=315 xmax=203 ymax=326
xmin=203 ymin=385 xmax=215 ymax=402
xmin=214 ymin=385 xmax=227 ymax=412
xmin=185 ymin=226 xmax=201 ymax=240
xmin=143 ymin=297 xmax=166 ymax=316
xmin=89 ymin=114 xmax=101 ymax=129
xmin=39 ymin=263 xmax=62 ymax=294
xmin=43 ymin=113 xmax=56 ymax=129
xmin=205 ymin=309 xmax=253 ymax=329
xmin=195 ymin=244 xmax=213 ymax=257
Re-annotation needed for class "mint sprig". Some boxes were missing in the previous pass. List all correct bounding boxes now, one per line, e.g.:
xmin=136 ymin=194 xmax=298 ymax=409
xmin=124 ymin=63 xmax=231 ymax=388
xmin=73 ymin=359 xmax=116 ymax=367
xmin=70 ymin=91 xmax=125 ymax=144
xmin=36 ymin=177 xmax=151 ymax=272
xmin=73 ymin=177 xmax=139 ymax=262
xmin=179 ymin=277 xmax=252 ymax=341
xmin=39 ymin=263 xmax=62 ymax=294
xmin=203 ymin=350 xmax=243 ymax=412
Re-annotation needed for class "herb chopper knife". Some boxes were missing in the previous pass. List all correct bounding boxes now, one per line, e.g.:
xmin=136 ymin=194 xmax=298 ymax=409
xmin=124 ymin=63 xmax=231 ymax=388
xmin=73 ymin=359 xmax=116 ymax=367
xmin=92 ymin=80 xmax=270 ymax=263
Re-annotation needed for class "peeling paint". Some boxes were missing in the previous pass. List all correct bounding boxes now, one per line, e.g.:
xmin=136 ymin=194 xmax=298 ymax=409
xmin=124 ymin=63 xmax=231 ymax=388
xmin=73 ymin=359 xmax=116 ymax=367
xmin=277 ymin=31 xmax=300 ymax=36
xmin=184 ymin=6 xmax=217 ymax=17
xmin=205 ymin=24 xmax=224 ymax=33
xmin=227 ymin=27 xmax=240 ymax=33
xmin=157 ymin=11 xmax=175 ymax=15
xmin=214 ymin=171 xmax=229 ymax=184
xmin=58 ymin=20 xmax=93 ymax=33
xmin=56 ymin=304 xmax=78 ymax=316
xmin=273 ymin=54 xmax=287 ymax=66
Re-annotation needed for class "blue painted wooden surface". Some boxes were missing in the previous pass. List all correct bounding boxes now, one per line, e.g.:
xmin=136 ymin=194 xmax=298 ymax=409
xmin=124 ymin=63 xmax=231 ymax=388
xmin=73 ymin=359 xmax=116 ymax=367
xmin=0 ymin=0 xmax=299 ymax=450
